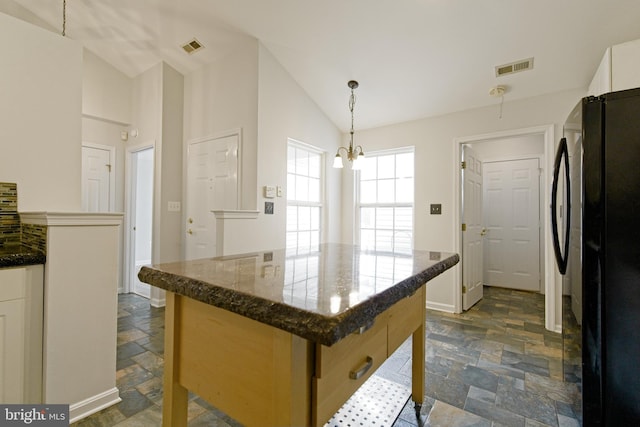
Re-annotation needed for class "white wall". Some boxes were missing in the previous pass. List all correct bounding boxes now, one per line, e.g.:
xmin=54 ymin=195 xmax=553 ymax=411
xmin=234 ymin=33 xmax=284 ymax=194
xmin=182 ymin=42 xmax=342 ymax=255
xmin=129 ymin=62 xmax=183 ymax=305
xmin=471 ymin=133 xmax=544 ymax=161
xmin=0 ymin=12 xmax=82 ymax=211
xmin=81 ymin=48 xmax=133 ymax=294
xmin=342 ymin=88 xmax=585 ymax=311
xmin=82 ymin=50 xmax=132 ymax=125
xmin=255 ymin=45 xmax=343 ymax=250
xmin=158 ymin=63 xmax=184 ymax=264
xmin=183 ymin=36 xmax=259 ymax=211
xmin=81 ymin=52 xmax=130 ymax=208
xmin=218 ymin=44 xmax=343 ymax=255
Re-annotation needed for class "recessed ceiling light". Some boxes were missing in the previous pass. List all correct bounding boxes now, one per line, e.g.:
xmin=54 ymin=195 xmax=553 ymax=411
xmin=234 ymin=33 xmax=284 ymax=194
xmin=181 ymin=38 xmax=204 ymax=54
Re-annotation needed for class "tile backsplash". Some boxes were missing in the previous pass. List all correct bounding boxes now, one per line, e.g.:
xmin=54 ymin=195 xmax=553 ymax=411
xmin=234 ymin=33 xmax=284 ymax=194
xmin=21 ymin=223 xmax=47 ymax=254
xmin=0 ymin=182 xmax=20 ymax=247
xmin=0 ymin=182 xmax=47 ymax=253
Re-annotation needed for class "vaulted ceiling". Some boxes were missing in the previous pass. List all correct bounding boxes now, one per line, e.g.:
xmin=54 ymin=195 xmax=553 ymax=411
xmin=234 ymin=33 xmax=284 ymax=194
xmin=11 ymin=0 xmax=640 ymax=130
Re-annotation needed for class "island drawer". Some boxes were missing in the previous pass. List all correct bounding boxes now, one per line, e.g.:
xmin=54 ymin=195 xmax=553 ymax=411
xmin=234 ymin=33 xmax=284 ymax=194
xmin=312 ymin=319 xmax=387 ymax=426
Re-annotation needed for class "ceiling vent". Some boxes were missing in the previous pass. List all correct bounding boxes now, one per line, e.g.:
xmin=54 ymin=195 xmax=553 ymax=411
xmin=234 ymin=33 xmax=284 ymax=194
xmin=181 ymin=38 xmax=204 ymax=54
xmin=495 ymin=57 xmax=534 ymax=77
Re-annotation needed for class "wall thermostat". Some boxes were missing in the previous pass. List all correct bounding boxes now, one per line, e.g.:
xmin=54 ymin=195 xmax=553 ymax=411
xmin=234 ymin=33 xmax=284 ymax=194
xmin=264 ymin=185 xmax=276 ymax=198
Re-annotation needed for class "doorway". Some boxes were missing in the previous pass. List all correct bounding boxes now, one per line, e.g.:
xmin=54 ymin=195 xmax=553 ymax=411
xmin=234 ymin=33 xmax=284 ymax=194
xmin=454 ymin=125 xmax=560 ymax=332
xmin=125 ymin=144 xmax=154 ymax=299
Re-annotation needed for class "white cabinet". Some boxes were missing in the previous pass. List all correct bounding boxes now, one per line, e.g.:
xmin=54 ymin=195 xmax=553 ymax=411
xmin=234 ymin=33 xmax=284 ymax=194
xmin=0 ymin=265 xmax=43 ymax=403
xmin=589 ymin=39 xmax=640 ymax=96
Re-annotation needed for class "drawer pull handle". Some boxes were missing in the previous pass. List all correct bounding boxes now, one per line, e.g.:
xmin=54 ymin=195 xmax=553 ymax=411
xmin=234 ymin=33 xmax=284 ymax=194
xmin=349 ymin=356 xmax=373 ymax=380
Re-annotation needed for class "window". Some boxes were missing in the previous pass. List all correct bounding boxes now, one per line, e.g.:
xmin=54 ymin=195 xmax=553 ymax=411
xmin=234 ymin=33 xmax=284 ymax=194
xmin=286 ymin=141 xmax=323 ymax=253
xmin=357 ymin=148 xmax=414 ymax=253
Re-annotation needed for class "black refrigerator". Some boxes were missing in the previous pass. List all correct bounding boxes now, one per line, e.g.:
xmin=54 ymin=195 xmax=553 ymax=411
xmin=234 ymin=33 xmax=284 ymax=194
xmin=553 ymin=88 xmax=640 ymax=425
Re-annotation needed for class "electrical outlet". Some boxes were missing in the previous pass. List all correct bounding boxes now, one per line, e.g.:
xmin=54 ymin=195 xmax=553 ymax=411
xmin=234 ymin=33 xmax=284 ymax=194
xmin=430 ymin=204 xmax=442 ymax=215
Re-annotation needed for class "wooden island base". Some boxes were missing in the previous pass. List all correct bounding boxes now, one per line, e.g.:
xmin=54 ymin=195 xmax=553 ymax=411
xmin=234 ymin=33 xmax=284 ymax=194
xmin=162 ymin=286 xmax=426 ymax=427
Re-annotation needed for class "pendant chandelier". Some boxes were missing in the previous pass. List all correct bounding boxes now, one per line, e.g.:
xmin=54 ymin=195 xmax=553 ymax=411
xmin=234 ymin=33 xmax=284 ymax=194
xmin=333 ymin=80 xmax=365 ymax=170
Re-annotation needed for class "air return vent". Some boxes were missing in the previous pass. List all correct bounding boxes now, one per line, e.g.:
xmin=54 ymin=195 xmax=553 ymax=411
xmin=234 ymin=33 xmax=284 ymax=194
xmin=495 ymin=57 xmax=534 ymax=77
xmin=181 ymin=38 xmax=204 ymax=54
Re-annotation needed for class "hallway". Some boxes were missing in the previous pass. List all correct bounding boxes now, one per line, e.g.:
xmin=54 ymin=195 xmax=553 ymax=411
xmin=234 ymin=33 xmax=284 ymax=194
xmin=74 ymin=286 xmax=581 ymax=426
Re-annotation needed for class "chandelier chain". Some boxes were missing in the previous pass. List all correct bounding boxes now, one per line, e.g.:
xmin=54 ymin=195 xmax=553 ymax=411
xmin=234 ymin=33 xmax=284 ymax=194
xmin=62 ymin=0 xmax=66 ymax=36
xmin=349 ymin=88 xmax=356 ymax=139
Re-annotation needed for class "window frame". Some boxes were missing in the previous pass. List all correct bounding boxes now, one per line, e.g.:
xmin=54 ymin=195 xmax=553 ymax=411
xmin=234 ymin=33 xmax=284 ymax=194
xmin=355 ymin=147 xmax=415 ymax=253
xmin=286 ymin=138 xmax=326 ymax=253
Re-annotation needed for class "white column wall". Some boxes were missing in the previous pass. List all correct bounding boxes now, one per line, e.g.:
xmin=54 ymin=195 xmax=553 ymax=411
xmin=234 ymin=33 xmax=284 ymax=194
xmin=20 ymin=213 xmax=123 ymax=423
xmin=0 ymin=12 xmax=82 ymax=211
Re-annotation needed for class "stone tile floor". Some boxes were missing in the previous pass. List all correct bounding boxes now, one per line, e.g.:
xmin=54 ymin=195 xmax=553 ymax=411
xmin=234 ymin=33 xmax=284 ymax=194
xmin=73 ymin=286 xmax=582 ymax=426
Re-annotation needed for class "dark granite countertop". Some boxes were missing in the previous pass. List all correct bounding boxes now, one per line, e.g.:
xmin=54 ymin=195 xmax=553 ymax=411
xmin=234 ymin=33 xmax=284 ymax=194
xmin=0 ymin=245 xmax=46 ymax=268
xmin=139 ymin=243 xmax=459 ymax=346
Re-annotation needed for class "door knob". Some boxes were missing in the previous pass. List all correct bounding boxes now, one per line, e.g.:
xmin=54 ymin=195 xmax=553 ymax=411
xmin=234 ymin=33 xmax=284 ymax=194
xmin=480 ymin=228 xmax=487 ymax=236
xmin=187 ymin=229 xmax=193 ymax=235
xmin=188 ymin=218 xmax=193 ymax=224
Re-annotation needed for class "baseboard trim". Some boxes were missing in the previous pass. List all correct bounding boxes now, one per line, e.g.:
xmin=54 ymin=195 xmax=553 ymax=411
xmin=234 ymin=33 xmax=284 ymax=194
xmin=150 ymin=296 xmax=166 ymax=308
xmin=426 ymin=301 xmax=455 ymax=313
xmin=69 ymin=387 xmax=121 ymax=424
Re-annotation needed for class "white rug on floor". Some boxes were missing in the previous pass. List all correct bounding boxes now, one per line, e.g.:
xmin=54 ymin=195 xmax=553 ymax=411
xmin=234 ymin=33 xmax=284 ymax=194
xmin=324 ymin=375 xmax=411 ymax=427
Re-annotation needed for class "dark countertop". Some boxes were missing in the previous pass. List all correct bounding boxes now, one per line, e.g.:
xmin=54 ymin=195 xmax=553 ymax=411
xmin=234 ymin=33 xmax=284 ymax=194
xmin=0 ymin=245 xmax=46 ymax=268
xmin=138 ymin=243 xmax=459 ymax=346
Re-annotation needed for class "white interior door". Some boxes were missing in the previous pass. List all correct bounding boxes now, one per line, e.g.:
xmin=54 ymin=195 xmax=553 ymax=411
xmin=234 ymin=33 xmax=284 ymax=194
xmin=129 ymin=147 xmax=154 ymax=299
xmin=483 ymin=158 xmax=540 ymax=291
xmin=185 ymin=134 xmax=239 ymax=260
xmin=462 ymin=146 xmax=484 ymax=310
xmin=81 ymin=145 xmax=112 ymax=212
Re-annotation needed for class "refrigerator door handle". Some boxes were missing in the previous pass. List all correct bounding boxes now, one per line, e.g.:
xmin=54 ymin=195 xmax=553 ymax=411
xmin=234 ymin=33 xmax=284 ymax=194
xmin=551 ymin=137 xmax=571 ymax=275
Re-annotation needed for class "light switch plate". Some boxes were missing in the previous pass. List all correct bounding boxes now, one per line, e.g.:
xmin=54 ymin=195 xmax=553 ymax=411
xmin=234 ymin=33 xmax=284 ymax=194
xmin=168 ymin=201 xmax=181 ymax=212
xmin=430 ymin=204 xmax=442 ymax=215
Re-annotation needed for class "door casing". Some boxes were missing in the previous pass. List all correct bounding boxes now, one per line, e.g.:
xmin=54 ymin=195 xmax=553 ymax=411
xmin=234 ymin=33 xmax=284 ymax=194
xmin=453 ymin=124 xmax=561 ymax=332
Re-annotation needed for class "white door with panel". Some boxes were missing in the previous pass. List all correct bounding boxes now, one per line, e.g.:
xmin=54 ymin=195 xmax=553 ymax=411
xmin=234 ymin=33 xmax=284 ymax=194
xmin=186 ymin=134 xmax=239 ymax=260
xmin=462 ymin=146 xmax=484 ymax=310
xmin=483 ymin=158 xmax=540 ymax=291
xmin=81 ymin=145 xmax=112 ymax=212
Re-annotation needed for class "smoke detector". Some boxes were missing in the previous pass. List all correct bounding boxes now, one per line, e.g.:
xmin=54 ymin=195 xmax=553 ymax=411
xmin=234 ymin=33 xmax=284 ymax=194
xmin=181 ymin=38 xmax=204 ymax=54
xmin=495 ymin=57 xmax=534 ymax=77
xmin=489 ymin=85 xmax=507 ymax=97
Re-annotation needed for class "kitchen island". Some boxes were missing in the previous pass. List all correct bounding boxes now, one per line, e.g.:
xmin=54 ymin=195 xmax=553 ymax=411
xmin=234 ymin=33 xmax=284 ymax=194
xmin=138 ymin=243 xmax=459 ymax=427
